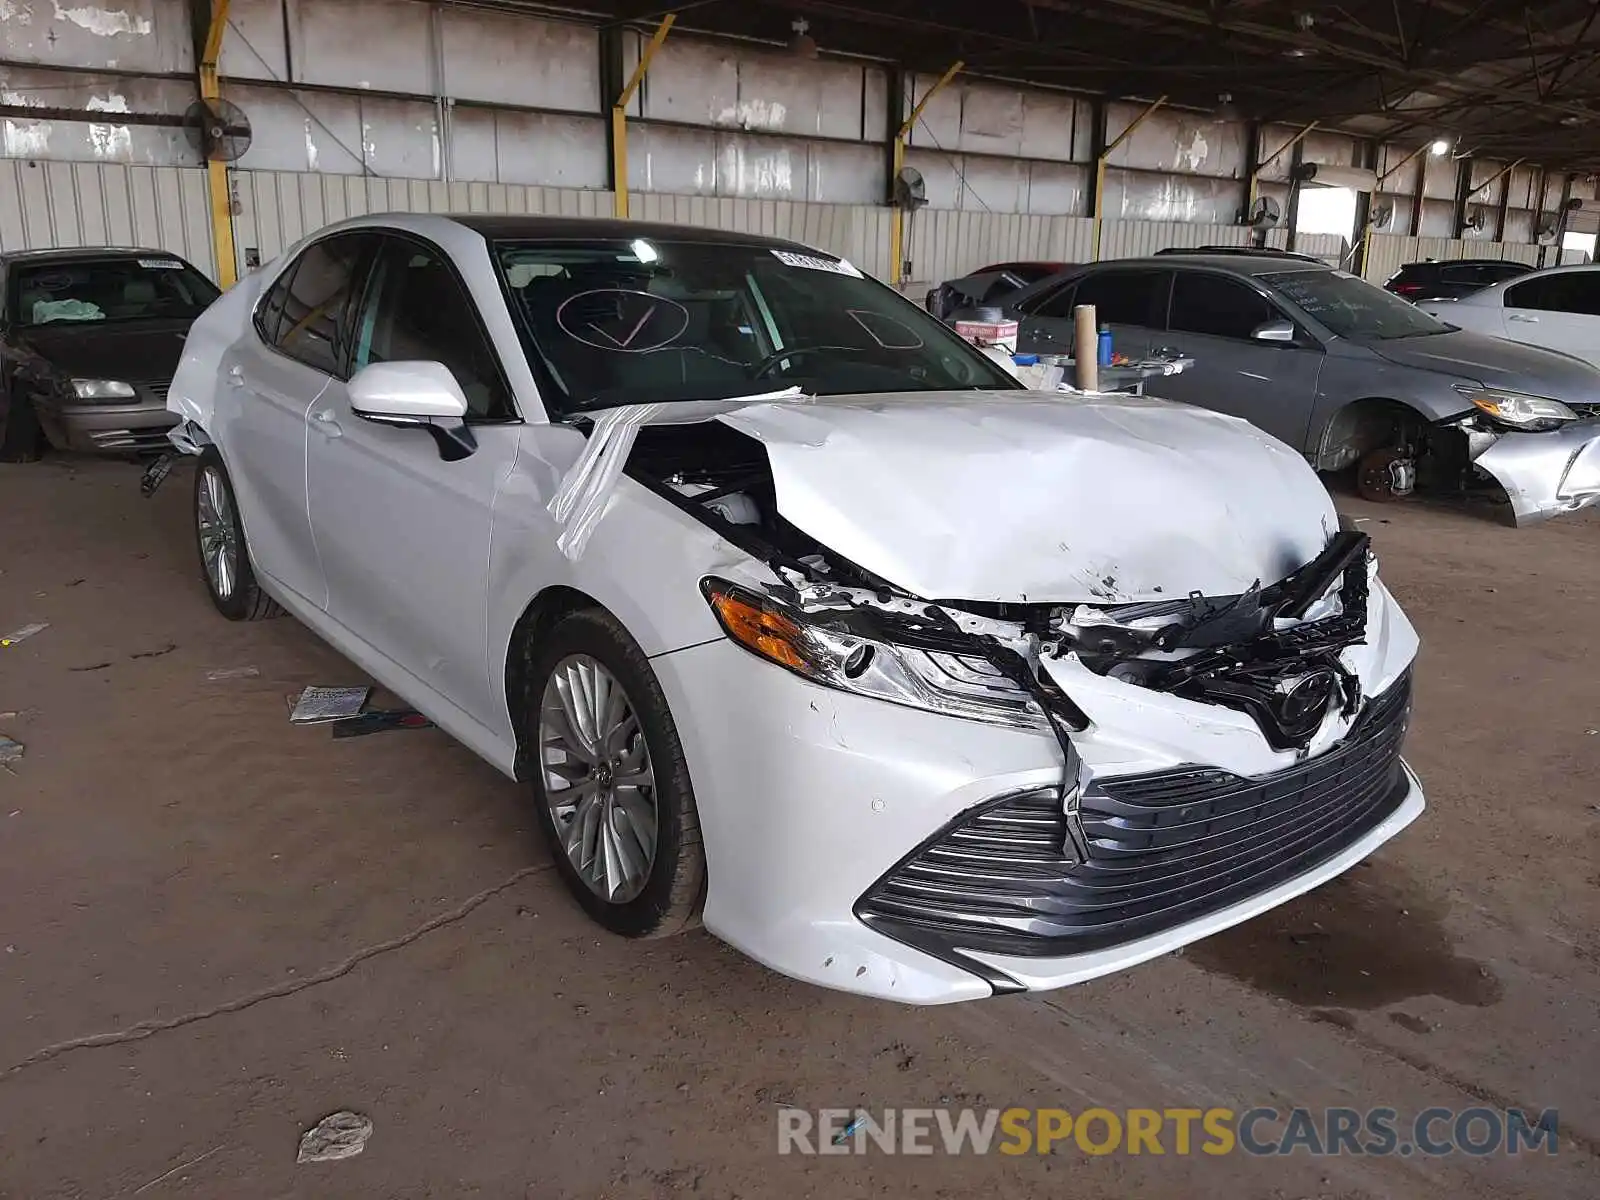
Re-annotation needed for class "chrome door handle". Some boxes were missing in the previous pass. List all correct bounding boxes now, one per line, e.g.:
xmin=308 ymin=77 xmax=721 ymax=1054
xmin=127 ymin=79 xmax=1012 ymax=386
xmin=225 ymin=365 xmax=245 ymax=387
xmin=311 ymin=409 xmax=343 ymax=438
xmin=1508 ymin=313 xmax=1539 ymax=323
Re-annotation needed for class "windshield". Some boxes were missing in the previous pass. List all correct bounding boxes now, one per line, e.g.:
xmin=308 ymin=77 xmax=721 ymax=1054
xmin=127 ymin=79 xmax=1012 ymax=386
xmin=493 ymin=238 xmax=1019 ymax=412
xmin=1262 ymin=268 xmax=1450 ymax=340
xmin=11 ymin=257 xmax=219 ymax=328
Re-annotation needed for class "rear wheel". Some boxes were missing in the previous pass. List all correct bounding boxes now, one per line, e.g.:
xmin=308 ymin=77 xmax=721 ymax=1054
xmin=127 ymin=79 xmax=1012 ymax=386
xmin=0 ymin=389 xmax=44 ymax=463
xmin=523 ymin=608 xmax=704 ymax=938
xmin=193 ymin=448 xmax=282 ymax=621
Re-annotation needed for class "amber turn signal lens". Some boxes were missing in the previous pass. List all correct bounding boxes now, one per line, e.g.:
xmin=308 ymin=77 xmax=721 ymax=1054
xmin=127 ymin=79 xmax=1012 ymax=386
xmin=706 ymin=587 xmax=815 ymax=675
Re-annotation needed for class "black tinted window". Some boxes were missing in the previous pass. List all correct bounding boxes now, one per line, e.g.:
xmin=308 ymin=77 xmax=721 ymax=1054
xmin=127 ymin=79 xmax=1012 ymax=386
xmin=256 ymin=266 xmax=294 ymax=345
xmin=275 ymin=234 xmax=370 ymax=375
xmin=11 ymin=256 xmax=217 ymax=326
xmin=1026 ymin=281 xmax=1077 ymax=319
xmin=1388 ymin=264 xmax=1438 ymax=285
xmin=1074 ymin=270 xmax=1169 ymax=328
xmin=1168 ymin=272 xmax=1276 ymax=339
xmin=1441 ymin=263 xmax=1526 ymax=286
xmin=1505 ymin=274 xmax=1600 ymax=316
xmin=354 ymin=238 xmax=513 ymax=419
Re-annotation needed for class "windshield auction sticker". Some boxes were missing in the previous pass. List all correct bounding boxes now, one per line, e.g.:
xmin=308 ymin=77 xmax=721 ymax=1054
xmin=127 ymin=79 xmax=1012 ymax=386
xmin=770 ymin=250 xmax=862 ymax=277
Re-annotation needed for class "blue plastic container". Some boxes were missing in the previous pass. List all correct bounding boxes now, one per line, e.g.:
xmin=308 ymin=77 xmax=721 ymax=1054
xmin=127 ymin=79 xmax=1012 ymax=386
xmin=1097 ymin=325 xmax=1114 ymax=367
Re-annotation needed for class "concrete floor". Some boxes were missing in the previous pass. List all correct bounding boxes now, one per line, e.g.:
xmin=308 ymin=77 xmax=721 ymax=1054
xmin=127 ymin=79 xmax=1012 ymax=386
xmin=1 ymin=456 xmax=1597 ymax=1199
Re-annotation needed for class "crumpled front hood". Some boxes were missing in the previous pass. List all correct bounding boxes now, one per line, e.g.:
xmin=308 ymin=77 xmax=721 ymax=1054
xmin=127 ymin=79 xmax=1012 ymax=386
xmin=717 ymin=391 xmax=1337 ymax=604
xmin=1368 ymin=329 xmax=1600 ymax=402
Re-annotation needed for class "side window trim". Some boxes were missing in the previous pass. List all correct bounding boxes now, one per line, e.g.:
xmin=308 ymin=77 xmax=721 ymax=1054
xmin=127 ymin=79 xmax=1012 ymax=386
xmin=252 ymin=260 xmax=295 ymax=347
xmin=350 ymin=230 xmax=521 ymax=424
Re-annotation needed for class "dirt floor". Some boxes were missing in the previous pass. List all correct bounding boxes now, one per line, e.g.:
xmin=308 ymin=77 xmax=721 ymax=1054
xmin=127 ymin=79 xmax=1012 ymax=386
xmin=1 ymin=455 xmax=1597 ymax=1199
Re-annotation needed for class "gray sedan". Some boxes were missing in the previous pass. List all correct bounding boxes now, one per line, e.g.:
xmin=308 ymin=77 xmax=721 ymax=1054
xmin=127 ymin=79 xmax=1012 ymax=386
xmin=1004 ymin=254 xmax=1600 ymax=524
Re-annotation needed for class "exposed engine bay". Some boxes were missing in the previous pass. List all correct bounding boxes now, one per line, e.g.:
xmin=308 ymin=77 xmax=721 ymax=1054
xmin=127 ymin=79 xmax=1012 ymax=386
xmin=627 ymin=421 xmax=1372 ymax=755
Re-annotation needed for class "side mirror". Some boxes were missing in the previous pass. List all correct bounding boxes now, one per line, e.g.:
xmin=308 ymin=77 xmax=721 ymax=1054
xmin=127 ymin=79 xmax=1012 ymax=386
xmin=348 ymin=360 xmax=476 ymax=461
xmin=1251 ymin=319 xmax=1298 ymax=344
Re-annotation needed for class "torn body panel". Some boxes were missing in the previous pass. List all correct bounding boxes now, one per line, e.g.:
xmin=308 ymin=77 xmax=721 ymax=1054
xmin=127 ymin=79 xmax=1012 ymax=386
xmin=1469 ymin=418 xmax=1600 ymax=524
xmin=166 ymin=270 xmax=266 ymax=440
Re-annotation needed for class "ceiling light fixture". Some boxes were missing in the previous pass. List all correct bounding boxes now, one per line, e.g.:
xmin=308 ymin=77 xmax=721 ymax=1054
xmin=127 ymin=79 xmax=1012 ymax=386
xmin=1430 ymin=138 xmax=1452 ymax=156
xmin=788 ymin=16 xmax=818 ymax=60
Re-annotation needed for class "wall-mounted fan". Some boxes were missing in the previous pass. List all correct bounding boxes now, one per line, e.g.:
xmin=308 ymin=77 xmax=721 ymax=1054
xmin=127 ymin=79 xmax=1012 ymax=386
xmin=183 ymin=97 xmax=252 ymax=162
xmin=895 ymin=166 xmax=928 ymax=210
xmin=1368 ymin=201 xmax=1395 ymax=231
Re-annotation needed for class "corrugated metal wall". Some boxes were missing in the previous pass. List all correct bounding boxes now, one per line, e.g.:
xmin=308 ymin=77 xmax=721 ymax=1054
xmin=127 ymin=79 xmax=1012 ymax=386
xmin=229 ymin=170 xmax=612 ymax=271
xmin=1266 ymin=231 xmax=1350 ymax=265
xmin=1099 ymin=220 xmax=1252 ymax=259
xmin=632 ymin=192 xmax=892 ymax=280
xmin=0 ymin=0 xmax=1570 ymax=295
xmin=906 ymin=211 xmax=1095 ymax=288
xmin=228 ymin=170 xmax=894 ymax=281
xmin=0 ymin=160 xmax=214 ymax=273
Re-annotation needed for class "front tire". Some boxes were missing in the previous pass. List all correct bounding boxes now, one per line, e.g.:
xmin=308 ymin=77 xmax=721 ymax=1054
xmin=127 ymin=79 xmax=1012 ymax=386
xmin=193 ymin=448 xmax=282 ymax=621
xmin=523 ymin=608 xmax=704 ymax=938
xmin=0 ymin=389 xmax=44 ymax=463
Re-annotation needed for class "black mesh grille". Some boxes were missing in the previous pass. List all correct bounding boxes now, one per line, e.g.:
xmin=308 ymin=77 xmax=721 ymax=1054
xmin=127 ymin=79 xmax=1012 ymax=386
xmin=856 ymin=671 xmax=1412 ymax=961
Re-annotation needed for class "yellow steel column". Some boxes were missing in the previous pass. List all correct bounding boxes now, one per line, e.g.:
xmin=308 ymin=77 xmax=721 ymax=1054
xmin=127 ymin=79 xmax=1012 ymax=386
xmin=1092 ymin=95 xmax=1166 ymax=261
xmin=613 ymin=15 xmax=675 ymax=220
xmin=199 ymin=0 xmax=236 ymax=289
xmin=1358 ymin=142 xmax=1432 ymax=278
xmin=889 ymin=61 xmax=962 ymax=287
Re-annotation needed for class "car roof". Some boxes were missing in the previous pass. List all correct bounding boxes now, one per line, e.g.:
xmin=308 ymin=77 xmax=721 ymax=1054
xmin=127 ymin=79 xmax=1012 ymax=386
xmin=0 ymin=246 xmax=182 ymax=264
xmin=1498 ymin=262 xmax=1599 ymax=276
xmin=1154 ymin=245 xmax=1324 ymax=263
xmin=443 ymin=213 xmax=822 ymax=253
xmin=1085 ymin=254 xmax=1331 ymax=279
xmin=1398 ymin=258 xmax=1520 ymax=268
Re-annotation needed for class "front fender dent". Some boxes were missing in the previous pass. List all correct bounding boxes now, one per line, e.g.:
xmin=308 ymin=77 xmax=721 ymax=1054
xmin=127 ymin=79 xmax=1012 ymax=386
xmin=1472 ymin=422 xmax=1600 ymax=525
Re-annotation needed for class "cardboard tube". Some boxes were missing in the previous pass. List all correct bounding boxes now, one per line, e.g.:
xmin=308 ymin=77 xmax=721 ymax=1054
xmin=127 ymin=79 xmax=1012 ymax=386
xmin=1074 ymin=304 xmax=1098 ymax=392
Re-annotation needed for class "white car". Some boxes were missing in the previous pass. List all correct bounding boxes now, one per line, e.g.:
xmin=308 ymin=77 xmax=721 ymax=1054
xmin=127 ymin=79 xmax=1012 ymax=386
xmin=1420 ymin=264 xmax=1600 ymax=368
xmin=165 ymin=213 xmax=1424 ymax=1004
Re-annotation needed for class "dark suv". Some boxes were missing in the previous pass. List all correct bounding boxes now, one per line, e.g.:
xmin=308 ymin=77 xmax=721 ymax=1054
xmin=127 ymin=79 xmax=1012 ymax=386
xmin=1384 ymin=259 xmax=1531 ymax=303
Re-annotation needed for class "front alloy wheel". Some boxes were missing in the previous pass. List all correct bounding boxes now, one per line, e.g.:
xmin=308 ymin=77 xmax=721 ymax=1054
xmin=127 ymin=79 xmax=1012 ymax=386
xmin=191 ymin=448 xmax=282 ymax=622
xmin=539 ymin=654 xmax=659 ymax=904
xmin=521 ymin=607 xmax=703 ymax=938
xmin=197 ymin=463 xmax=240 ymax=601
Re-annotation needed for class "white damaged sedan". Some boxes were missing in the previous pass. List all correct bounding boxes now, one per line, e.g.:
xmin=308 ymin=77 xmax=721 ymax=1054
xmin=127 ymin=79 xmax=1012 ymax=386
xmin=166 ymin=214 xmax=1423 ymax=1003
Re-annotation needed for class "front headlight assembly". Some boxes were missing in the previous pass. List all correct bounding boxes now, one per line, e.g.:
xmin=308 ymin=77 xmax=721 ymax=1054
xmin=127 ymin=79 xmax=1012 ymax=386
xmin=71 ymin=379 xmax=137 ymax=402
xmin=701 ymin=578 xmax=1053 ymax=732
xmin=1454 ymin=385 xmax=1577 ymax=432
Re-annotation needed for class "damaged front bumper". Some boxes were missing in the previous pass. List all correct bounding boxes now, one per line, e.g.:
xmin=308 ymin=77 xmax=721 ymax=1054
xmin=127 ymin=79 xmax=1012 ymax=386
xmin=652 ymin=569 xmax=1423 ymax=1004
xmin=1472 ymin=419 xmax=1600 ymax=525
